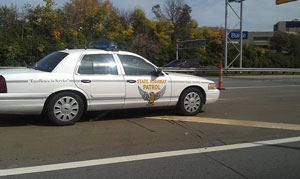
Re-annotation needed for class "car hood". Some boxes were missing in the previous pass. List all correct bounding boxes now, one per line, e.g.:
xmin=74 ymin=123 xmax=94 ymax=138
xmin=166 ymin=72 xmax=213 ymax=83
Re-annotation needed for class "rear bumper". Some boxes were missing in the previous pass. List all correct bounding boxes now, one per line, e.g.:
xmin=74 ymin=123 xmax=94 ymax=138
xmin=206 ymin=89 xmax=220 ymax=104
xmin=0 ymin=94 xmax=46 ymax=115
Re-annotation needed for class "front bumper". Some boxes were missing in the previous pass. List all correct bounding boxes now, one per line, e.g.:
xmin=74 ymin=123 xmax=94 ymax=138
xmin=206 ymin=89 xmax=220 ymax=104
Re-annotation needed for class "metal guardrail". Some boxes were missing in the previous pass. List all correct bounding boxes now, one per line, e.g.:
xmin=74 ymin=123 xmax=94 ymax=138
xmin=226 ymin=68 xmax=300 ymax=73
xmin=160 ymin=67 xmax=218 ymax=72
xmin=160 ymin=67 xmax=300 ymax=73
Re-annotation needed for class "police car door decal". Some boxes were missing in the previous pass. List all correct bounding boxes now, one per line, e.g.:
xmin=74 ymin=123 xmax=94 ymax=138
xmin=138 ymin=85 xmax=166 ymax=104
xmin=137 ymin=79 xmax=167 ymax=104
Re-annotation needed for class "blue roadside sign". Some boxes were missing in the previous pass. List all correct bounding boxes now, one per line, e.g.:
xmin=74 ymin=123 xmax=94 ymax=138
xmin=229 ymin=31 xmax=248 ymax=40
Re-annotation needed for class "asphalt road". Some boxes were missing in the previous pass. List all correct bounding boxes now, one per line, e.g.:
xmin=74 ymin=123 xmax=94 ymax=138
xmin=1 ymin=76 xmax=300 ymax=179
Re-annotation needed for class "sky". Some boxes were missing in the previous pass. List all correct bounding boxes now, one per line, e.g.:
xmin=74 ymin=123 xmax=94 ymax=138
xmin=1 ymin=0 xmax=300 ymax=31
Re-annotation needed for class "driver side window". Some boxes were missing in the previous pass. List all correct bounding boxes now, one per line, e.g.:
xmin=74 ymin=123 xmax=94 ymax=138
xmin=118 ymin=55 xmax=156 ymax=76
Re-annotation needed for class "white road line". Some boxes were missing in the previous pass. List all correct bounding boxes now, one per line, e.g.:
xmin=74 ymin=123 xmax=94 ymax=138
xmin=1 ymin=136 xmax=300 ymax=177
xmin=147 ymin=116 xmax=300 ymax=131
xmin=226 ymin=85 xmax=300 ymax=89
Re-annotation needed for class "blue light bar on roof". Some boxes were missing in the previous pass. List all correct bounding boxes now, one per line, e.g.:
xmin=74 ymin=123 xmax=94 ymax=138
xmin=88 ymin=41 xmax=118 ymax=51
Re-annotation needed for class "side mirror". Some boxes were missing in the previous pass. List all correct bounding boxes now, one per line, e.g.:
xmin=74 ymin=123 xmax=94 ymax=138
xmin=155 ymin=68 xmax=164 ymax=76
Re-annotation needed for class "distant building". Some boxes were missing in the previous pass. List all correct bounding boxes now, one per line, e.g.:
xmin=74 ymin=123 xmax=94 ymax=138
xmin=244 ymin=31 xmax=274 ymax=49
xmin=231 ymin=20 xmax=300 ymax=49
xmin=274 ymin=19 xmax=300 ymax=33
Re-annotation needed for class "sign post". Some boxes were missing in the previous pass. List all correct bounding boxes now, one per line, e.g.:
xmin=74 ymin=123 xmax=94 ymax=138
xmin=224 ymin=0 xmax=245 ymax=69
xmin=239 ymin=0 xmax=243 ymax=69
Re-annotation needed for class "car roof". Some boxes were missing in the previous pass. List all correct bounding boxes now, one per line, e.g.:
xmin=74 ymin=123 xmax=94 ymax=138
xmin=59 ymin=49 xmax=138 ymax=56
xmin=57 ymin=49 xmax=157 ymax=68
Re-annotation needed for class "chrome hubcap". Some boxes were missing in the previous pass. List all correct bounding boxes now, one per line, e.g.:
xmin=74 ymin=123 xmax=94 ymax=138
xmin=184 ymin=92 xmax=201 ymax=113
xmin=53 ymin=96 xmax=79 ymax=121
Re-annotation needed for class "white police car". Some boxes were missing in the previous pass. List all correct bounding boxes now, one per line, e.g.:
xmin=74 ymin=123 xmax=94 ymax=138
xmin=0 ymin=42 xmax=219 ymax=125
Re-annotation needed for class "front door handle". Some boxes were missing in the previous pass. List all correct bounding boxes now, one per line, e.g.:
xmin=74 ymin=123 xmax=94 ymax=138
xmin=126 ymin=80 xmax=136 ymax=83
xmin=81 ymin=79 xmax=91 ymax=83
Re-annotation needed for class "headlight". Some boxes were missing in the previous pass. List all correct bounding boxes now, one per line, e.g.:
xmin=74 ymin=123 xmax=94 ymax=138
xmin=208 ymin=83 xmax=216 ymax=90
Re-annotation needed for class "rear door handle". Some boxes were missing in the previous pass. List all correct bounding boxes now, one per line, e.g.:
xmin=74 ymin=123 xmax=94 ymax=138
xmin=81 ymin=79 xmax=91 ymax=83
xmin=126 ymin=80 xmax=136 ymax=83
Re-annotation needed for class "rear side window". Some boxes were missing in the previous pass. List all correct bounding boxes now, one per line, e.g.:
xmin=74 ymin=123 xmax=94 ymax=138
xmin=35 ymin=52 xmax=68 ymax=72
xmin=78 ymin=54 xmax=118 ymax=75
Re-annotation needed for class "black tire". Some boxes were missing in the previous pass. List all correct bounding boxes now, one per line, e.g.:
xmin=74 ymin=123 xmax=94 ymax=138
xmin=177 ymin=87 xmax=204 ymax=116
xmin=46 ymin=92 xmax=84 ymax=125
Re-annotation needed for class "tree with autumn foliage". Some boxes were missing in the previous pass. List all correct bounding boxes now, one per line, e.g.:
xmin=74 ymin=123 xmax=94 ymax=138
xmin=0 ymin=0 xmax=299 ymax=68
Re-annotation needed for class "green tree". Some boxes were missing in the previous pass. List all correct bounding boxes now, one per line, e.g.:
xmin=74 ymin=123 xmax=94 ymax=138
xmin=152 ymin=0 xmax=192 ymax=43
xmin=26 ymin=0 xmax=64 ymax=62
xmin=63 ymin=0 xmax=113 ymax=46
xmin=270 ymin=31 xmax=289 ymax=52
xmin=288 ymin=33 xmax=300 ymax=56
xmin=0 ymin=5 xmax=26 ymax=66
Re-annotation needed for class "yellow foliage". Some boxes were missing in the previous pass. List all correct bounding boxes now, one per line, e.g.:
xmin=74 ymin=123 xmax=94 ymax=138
xmin=152 ymin=18 xmax=174 ymax=47
xmin=37 ymin=44 xmax=45 ymax=52
xmin=197 ymin=26 xmax=224 ymax=40
xmin=122 ymin=27 xmax=134 ymax=37
xmin=65 ymin=0 xmax=113 ymax=24
xmin=73 ymin=29 xmax=78 ymax=36
xmin=199 ymin=48 xmax=206 ymax=53
xmin=53 ymin=31 xmax=61 ymax=40
xmin=214 ymin=39 xmax=222 ymax=45
xmin=95 ymin=24 xmax=104 ymax=32
xmin=254 ymin=47 xmax=265 ymax=56
xmin=108 ymin=32 xmax=119 ymax=40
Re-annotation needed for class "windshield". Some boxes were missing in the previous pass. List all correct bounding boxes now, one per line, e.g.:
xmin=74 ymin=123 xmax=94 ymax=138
xmin=35 ymin=52 xmax=68 ymax=72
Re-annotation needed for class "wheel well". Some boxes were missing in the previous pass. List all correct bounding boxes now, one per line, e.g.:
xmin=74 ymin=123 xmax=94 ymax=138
xmin=43 ymin=90 xmax=87 ymax=114
xmin=178 ymin=86 xmax=206 ymax=105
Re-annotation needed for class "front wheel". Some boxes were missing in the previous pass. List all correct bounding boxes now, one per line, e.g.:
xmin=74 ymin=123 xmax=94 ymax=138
xmin=46 ymin=92 xmax=84 ymax=125
xmin=177 ymin=88 xmax=204 ymax=116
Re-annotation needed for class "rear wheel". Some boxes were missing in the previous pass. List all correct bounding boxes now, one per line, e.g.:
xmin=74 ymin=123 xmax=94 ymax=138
xmin=177 ymin=88 xmax=204 ymax=116
xmin=46 ymin=92 xmax=84 ymax=125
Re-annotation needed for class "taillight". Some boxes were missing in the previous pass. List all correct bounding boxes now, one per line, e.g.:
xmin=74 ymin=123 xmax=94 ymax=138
xmin=0 ymin=75 xmax=7 ymax=93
